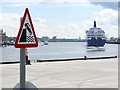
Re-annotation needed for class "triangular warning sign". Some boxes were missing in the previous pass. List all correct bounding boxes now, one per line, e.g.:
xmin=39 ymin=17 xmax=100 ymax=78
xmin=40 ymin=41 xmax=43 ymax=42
xmin=15 ymin=8 xmax=38 ymax=48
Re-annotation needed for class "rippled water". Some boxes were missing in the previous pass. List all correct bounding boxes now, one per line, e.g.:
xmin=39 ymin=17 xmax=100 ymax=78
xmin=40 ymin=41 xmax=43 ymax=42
xmin=1 ymin=42 xmax=118 ymax=62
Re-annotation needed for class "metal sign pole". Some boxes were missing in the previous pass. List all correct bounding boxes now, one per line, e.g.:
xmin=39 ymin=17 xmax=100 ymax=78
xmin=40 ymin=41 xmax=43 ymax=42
xmin=20 ymin=48 xmax=26 ymax=88
xmin=20 ymin=17 xmax=26 ymax=88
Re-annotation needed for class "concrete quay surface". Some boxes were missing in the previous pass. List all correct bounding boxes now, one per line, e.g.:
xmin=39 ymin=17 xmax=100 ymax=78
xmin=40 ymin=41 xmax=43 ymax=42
xmin=1 ymin=58 xmax=118 ymax=88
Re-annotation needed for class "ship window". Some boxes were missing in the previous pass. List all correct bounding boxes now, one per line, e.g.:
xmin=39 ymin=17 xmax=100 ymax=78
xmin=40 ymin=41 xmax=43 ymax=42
xmin=91 ymin=37 xmax=96 ymax=40
xmin=97 ymin=37 xmax=102 ymax=40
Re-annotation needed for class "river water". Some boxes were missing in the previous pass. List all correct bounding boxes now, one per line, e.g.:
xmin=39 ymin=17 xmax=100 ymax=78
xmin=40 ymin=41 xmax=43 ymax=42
xmin=1 ymin=42 xmax=118 ymax=62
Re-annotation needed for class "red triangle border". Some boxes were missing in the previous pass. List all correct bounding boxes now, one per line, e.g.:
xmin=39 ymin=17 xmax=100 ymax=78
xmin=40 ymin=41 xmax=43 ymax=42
xmin=15 ymin=8 xmax=38 ymax=48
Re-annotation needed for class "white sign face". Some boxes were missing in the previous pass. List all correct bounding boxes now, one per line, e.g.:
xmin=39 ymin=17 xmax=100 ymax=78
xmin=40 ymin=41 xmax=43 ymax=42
xmin=18 ymin=15 xmax=36 ymax=44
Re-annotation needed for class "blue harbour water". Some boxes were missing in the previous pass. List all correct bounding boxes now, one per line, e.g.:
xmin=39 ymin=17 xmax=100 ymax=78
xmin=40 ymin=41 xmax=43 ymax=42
xmin=1 ymin=42 xmax=118 ymax=62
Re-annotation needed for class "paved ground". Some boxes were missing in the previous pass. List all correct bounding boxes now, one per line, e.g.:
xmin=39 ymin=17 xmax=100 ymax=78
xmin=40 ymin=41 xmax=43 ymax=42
xmin=1 ymin=58 xmax=118 ymax=88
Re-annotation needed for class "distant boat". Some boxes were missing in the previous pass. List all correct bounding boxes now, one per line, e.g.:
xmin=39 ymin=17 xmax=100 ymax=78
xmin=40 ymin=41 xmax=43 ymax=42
xmin=86 ymin=21 xmax=106 ymax=47
xmin=43 ymin=41 xmax=48 ymax=45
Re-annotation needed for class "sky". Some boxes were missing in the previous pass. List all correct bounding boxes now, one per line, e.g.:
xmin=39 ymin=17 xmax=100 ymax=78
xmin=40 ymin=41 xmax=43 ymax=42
xmin=0 ymin=0 xmax=119 ymax=39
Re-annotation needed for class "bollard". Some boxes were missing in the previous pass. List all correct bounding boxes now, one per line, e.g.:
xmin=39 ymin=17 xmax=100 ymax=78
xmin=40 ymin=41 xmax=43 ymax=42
xmin=84 ymin=56 xmax=87 ymax=60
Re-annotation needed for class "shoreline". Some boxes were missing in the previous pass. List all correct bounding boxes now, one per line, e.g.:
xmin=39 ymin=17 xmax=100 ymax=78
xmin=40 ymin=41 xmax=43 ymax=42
xmin=0 ymin=55 xmax=117 ymax=64
xmin=1 ymin=41 xmax=120 ymax=47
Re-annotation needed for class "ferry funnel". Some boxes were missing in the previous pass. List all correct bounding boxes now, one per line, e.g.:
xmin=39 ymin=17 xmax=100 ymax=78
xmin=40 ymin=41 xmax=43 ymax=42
xmin=94 ymin=21 xmax=96 ymax=28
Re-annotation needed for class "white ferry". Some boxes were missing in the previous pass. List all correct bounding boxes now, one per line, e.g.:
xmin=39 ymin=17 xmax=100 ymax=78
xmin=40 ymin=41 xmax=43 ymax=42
xmin=86 ymin=21 xmax=106 ymax=47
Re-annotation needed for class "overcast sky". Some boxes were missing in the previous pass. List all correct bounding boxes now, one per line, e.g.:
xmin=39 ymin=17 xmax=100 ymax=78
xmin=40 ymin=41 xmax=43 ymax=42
xmin=0 ymin=0 xmax=118 ymax=39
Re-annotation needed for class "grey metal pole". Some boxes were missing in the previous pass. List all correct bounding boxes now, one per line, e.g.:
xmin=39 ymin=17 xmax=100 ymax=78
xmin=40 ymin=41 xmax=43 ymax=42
xmin=20 ymin=17 xmax=26 ymax=88
xmin=20 ymin=48 xmax=26 ymax=88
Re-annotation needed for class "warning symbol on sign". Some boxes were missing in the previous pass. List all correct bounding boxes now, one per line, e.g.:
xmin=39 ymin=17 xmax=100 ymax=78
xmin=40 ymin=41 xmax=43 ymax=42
xmin=15 ymin=8 xmax=38 ymax=48
xmin=19 ymin=23 xmax=34 ymax=43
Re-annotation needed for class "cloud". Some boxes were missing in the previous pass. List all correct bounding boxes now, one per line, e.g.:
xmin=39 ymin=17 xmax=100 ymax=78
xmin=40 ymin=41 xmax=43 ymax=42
xmin=3 ymin=0 xmax=105 ymax=8
xmin=2 ymin=0 xmax=91 ymax=7
xmin=50 ymin=23 xmax=84 ymax=38
xmin=33 ymin=18 xmax=48 ymax=37
xmin=0 ymin=9 xmax=118 ymax=39
xmin=0 ymin=13 xmax=21 ymax=36
xmin=92 ymin=9 xmax=118 ymax=25
xmin=0 ymin=12 xmax=49 ymax=38
xmin=60 ymin=8 xmax=118 ymax=38
xmin=31 ymin=18 xmax=87 ymax=39
xmin=90 ymin=8 xmax=118 ymax=38
xmin=7 ymin=3 xmax=29 ymax=7
xmin=34 ymin=15 xmax=118 ymax=39
xmin=0 ymin=2 xmax=118 ymax=39
xmin=90 ymin=2 xmax=118 ymax=10
xmin=34 ymin=18 xmax=47 ymax=23
xmin=1 ymin=0 xmax=89 ymax=3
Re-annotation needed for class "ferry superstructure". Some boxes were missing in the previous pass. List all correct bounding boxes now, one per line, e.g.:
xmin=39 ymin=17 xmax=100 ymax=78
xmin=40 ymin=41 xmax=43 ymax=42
xmin=86 ymin=21 xmax=106 ymax=47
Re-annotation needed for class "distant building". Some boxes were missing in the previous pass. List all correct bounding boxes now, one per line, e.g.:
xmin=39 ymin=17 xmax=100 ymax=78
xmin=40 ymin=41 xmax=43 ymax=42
xmin=110 ymin=37 xmax=116 ymax=41
xmin=52 ymin=36 xmax=57 ymax=40
xmin=0 ymin=29 xmax=7 ymax=45
xmin=41 ymin=36 xmax=49 ymax=42
xmin=118 ymin=36 xmax=120 ymax=41
xmin=79 ymin=37 xmax=81 ymax=40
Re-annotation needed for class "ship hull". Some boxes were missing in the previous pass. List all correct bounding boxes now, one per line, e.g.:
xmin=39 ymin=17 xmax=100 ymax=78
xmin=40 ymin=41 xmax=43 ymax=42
xmin=87 ymin=39 xmax=106 ymax=47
